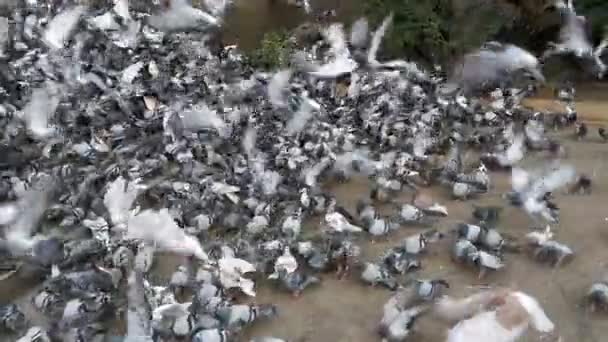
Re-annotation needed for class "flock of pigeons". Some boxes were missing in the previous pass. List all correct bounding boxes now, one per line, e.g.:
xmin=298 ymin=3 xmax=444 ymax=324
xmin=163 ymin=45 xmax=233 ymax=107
xmin=0 ymin=0 xmax=606 ymax=341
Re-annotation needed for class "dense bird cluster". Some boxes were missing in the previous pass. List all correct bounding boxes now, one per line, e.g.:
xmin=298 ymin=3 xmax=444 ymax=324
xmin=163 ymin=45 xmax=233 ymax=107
xmin=0 ymin=0 xmax=606 ymax=342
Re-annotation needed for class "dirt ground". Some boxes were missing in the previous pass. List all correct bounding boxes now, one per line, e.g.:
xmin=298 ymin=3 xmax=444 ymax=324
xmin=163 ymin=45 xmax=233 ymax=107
xmin=240 ymin=88 xmax=608 ymax=342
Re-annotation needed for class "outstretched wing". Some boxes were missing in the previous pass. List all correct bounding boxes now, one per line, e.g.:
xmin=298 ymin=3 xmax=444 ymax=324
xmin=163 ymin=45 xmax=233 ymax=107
xmin=527 ymin=164 xmax=576 ymax=198
xmin=511 ymin=292 xmax=554 ymax=333
xmin=368 ymin=13 xmax=393 ymax=64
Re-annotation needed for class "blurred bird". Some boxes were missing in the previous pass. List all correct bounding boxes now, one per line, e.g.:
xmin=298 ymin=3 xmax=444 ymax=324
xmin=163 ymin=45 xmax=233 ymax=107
xmin=450 ymin=42 xmax=545 ymax=95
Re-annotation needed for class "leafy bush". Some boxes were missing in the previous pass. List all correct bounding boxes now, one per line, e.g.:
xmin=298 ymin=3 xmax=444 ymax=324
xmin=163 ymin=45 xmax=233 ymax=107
xmin=362 ymin=0 xmax=509 ymax=65
xmin=247 ymin=30 xmax=293 ymax=70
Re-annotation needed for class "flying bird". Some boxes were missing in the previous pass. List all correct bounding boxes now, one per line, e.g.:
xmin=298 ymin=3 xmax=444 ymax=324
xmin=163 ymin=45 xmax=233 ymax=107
xmin=542 ymin=0 xmax=607 ymax=78
xmin=450 ymin=42 xmax=545 ymax=94
xmin=148 ymin=0 xmax=221 ymax=32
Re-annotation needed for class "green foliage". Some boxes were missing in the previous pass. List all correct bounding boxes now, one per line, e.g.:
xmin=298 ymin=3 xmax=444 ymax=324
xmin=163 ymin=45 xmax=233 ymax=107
xmin=576 ymin=0 xmax=608 ymax=42
xmin=361 ymin=0 xmax=513 ymax=64
xmin=247 ymin=30 xmax=293 ymax=70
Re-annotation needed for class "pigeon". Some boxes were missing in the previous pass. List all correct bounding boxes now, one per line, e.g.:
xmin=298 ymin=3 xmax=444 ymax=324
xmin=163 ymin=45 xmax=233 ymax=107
xmin=450 ymin=42 xmax=545 ymax=94
xmin=275 ymin=268 xmax=319 ymax=297
xmin=126 ymin=209 xmax=208 ymax=260
xmin=43 ymin=6 xmax=86 ymax=50
xmin=481 ymin=134 xmax=526 ymax=169
xmin=443 ymin=290 xmax=554 ymax=342
xmin=542 ymin=0 xmax=607 ymax=78
xmin=586 ymin=275 xmax=608 ymax=312
xmin=191 ymin=328 xmax=230 ymax=342
xmin=360 ymin=262 xmax=399 ymax=290
xmin=268 ymin=246 xmax=298 ymax=279
xmin=148 ymin=0 xmax=222 ymax=32
xmin=599 ymin=127 xmax=608 ymax=141
xmin=509 ymin=163 xmax=576 ymax=223
xmin=575 ymin=122 xmax=587 ymax=140
xmin=215 ymin=303 xmax=277 ymax=330
xmin=379 ymin=304 xmax=427 ymax=341
xmin=217 ymin=257 xmax=256 ymax=297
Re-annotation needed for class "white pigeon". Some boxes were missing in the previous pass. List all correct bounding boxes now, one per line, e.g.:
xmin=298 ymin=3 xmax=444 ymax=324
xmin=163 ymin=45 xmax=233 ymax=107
xmin=0 ymin=203 xmax=19 ymax=226
xmin=22 ymin=86 xmax=60 ymax=140
xmin=43 ymin=6 xmax=86 ymax=50
xmin=541 ymin=0 xmax=607 ymax=78
xmin=267 ymin=69 xmax=292 ymax=108
xmin=350 ymin=17 xmax=369 ymax=48
xmin=126 ymin=209 xmax=208 ymax=260
xmin=125 ymin=270 xmax=153 ymax=342
xmin=510 ymin=163 xmax=576 ymax=223
xmin=268 ymin=247 xmax=298 ymax=279
xmin=3 ymin=185 xmax=51 ymax=254
xmin=365 ymin=13 xmax=428 ymax=79
xmin=121 ymin=61 xmax=145 ymax=84
xmin=304 ymin=24 xmax=358 ymax=79
xmin=104 ymin=176 xmax=141 ymax=228
xmin=152 ymin=302 xmax=191 ymax=323
xmin=444 ymin=290 xmax=554 ymax=342
xmin=286 ymin=93 xmax=321 ymax=135
xmin=324 ymin=211 xmax=363 ymax=234
xmin=148 ymin=0 xmax=220 ymax=32
xmin=218 ymin=257 xmax=256 ymax=296
xmin=499 ymin=134 xmax=526 ymax=167
xmin=526 ymin=226 xmax=554 ymax=246
xmin=210 ymin=181 xmax=240 ymax=204
xmin=453 ymin=42 xmax=545 ymax=93
xmin=203 ymin=0 xmax=233 ymax=17
xmin=180 ymin=102 xmax=228 ymax=137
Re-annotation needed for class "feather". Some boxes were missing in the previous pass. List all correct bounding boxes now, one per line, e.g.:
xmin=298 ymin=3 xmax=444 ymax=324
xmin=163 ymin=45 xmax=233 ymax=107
xmin=308 ymin=58 xmax=357 ymax=79
xmin=242 ymin=127 xmax=257 ymax=155
xmin=447 ymin=310 xmax=526 ymax=342
xmin=180 ymin=102 xmax=227 ymax=136
xmin=152 ymin=302 xmax=191 ymax=322
xmin=0 ymin=203 xmax=19 ymax=226
xmin=454 ymin=43 xmax=543 ymax=91
xmin=218 ymin=257 xmax=256 ymax=296
xmin=125 ymin=270 xmax=153 ymax=342
xmin=510 ymin=292 xmax=554 ymax=333
xmin=269 ymin=247 xmax=298 ymax=279
xmin=350 ymin=18 xmax=369 ymax=48
xmin=432 ymin=291 xmax=499 ymax=323
xmin=500 ymin=134 xmax=525 ymax=167
xmin=301 ymin=157 xmax=332 ymax=187
xmin=477 ymin=251 xmax=504 ymax=269
xmin=203 ymin=0 xmax=232 ymax=17
xmin=286 ymin=97 xmax=318 ymax=134
xmin=43 ymin=6 xmax=86 ymax=50
xmin=126 ymin=209 xmax=208 ymax=260
xmin=148 ymin=0 xmax=219 ymax=32
xmin=510 ymin=167 xmax=531 ymax=193
xmin=368 ymin=13 xmax=393 ymax=65
xmin=22 ymin=86 xmax=59 ymax=140
xmin=323 ymin=24 xmax=350 ymax=60
xmin=527 ymin=164 xmax=576 ymax=199
xmin=113 ymin=0 xmax=131 ymax=20
xmin=4 ymin=185 xmax=51 ymax=253
xmin=291 ymin=51 xmax=319 ymax=73
xmin=121 ymin=61 xmax=144 ymax=84
xmin=104 ymin=177 xmax=140 ymax=227
xmin=267 ymin=69 xmax=292 ymax=108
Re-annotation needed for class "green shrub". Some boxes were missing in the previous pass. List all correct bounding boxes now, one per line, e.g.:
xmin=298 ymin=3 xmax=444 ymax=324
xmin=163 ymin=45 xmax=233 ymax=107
xmin=247 ymin=30 xmax=293 ymax=70
xmin=362 ymin=0 xmax=509 ymax=65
